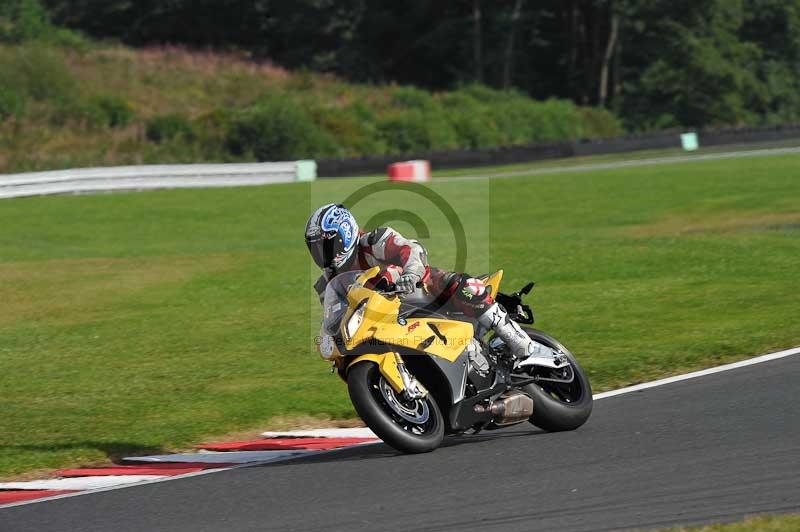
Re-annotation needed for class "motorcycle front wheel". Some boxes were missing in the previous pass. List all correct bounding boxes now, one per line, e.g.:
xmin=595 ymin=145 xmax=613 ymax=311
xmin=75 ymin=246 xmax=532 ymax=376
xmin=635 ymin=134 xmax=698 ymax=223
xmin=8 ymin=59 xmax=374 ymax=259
xmin=347 ymin=362 xmax=445 ymax=453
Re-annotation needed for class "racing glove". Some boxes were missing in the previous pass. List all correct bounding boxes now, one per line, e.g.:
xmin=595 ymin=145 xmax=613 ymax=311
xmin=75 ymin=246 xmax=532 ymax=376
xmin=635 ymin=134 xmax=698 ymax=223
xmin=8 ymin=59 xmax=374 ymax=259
xmin=395 ymin=272 xmax=421 ymax=294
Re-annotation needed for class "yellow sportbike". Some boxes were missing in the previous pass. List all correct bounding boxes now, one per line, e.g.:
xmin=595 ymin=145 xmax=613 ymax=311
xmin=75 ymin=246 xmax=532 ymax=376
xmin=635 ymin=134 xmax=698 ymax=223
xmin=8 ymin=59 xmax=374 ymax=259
xmin=319 ymin=267 xmax=592 ymax=453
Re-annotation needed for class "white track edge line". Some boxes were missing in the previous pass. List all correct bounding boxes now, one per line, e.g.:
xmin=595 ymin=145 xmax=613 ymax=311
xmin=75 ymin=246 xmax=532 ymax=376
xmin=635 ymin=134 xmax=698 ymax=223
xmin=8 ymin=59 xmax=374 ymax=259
xmin=592 ymin=346 xmax=800 ymax=399
xmin=2 ymin=346 xmax=799 ymax=510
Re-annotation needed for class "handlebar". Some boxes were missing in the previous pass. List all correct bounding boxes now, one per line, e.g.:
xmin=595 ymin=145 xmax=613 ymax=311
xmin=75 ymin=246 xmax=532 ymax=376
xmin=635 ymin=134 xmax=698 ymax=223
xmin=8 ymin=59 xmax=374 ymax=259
xmin=378 ymin=281 xmax=424 ymax=299
xmin=379 ymin=284 xmax=403 ymax=298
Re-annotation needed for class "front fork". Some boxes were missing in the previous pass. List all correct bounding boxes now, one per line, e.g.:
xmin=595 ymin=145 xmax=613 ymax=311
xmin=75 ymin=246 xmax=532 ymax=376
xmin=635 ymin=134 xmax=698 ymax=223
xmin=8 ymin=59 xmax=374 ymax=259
xmin=347 ymin=352 xmax=428 ymax=401
xmin=396 ymin=358 xmax=428 ymax=401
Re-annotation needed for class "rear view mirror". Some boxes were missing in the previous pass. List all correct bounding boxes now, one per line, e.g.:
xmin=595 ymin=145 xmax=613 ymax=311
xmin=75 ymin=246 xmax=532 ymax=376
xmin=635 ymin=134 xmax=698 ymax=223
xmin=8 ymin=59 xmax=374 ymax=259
xmin=519 ymin=282 xmax=535 ymax=295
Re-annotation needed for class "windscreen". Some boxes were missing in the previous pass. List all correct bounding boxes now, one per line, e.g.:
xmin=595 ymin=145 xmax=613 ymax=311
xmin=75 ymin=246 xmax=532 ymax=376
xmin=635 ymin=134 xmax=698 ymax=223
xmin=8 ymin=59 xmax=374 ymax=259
xmin=321 ymin=270 xmax=363 ymax=335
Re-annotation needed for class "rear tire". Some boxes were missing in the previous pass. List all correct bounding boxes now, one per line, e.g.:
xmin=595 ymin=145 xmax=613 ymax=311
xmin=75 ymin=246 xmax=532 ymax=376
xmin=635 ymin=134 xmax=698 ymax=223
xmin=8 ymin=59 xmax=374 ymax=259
xmin=519 ymin=329 xmax=593 ymax=432
xmin=348 ymin=362 xmax=445 ymax=453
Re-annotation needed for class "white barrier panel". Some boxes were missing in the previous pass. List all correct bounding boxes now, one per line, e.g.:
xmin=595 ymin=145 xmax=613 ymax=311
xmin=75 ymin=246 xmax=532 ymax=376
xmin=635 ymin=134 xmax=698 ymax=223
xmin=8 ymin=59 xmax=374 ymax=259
xmin=0 ymin=161 xmax=314 ymax=200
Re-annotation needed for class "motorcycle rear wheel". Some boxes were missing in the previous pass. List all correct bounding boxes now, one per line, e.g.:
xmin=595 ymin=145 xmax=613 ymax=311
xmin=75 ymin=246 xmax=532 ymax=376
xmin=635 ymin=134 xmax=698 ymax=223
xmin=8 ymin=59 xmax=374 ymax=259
xmin=348 ymin=362 xmax=445 ymax=453
xmin=519 ymin=329 xmax=593 ymax=432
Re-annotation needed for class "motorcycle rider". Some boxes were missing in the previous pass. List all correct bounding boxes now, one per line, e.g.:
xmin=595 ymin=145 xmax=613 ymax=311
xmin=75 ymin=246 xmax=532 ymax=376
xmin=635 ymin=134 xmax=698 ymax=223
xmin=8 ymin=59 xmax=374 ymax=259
xmin=305 ymin=203 xmax=556 ymax=365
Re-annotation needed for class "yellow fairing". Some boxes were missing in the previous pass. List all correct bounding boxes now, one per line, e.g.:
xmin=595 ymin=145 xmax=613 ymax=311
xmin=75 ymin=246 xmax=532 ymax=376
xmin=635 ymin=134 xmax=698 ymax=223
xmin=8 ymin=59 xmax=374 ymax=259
xmin=372 ymin=319 xmax=473 ymax=362
xmin=342 ymin=267 xmax=403 ymax=347
xmin=348 ymin=352 xmax=405 ymax=393
xmin=483 ymin=269 xmax=503 ymax=297
xmin=342 ymin=267 xmax=505 ymax=361
xmin=344 ymin=290 xmax=400 ymax=346
xmin=340 ymin=267 xmax=504 ymax=393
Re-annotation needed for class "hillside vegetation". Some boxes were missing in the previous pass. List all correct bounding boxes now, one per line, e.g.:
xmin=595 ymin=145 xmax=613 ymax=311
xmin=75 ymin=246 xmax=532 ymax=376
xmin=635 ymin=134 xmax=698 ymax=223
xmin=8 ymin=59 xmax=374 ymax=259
xmin=0 ymin=41 xmax=622 ymax=174
xmin=32 ymin=0 xmax=800 ymax=131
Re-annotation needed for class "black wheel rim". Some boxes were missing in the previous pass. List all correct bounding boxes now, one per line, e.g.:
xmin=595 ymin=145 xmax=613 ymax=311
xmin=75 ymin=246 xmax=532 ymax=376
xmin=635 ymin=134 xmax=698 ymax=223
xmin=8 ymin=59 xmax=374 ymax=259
xmin=497 ymin=331 xmax=588 ymax=406
xmin=535 ymin=361 xmax=586 ymax=405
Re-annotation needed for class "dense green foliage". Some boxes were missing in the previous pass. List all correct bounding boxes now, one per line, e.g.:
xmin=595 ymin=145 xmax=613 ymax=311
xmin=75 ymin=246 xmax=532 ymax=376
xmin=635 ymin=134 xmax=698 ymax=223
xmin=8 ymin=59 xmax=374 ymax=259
xmin=28 ymin=0 xmax=800 ymax=130
xmin=4 ymin=0 xmax=797 ymax=168
xmin=0 ymin=42 xmax=132 ymax=132
xmin=621 ymin=0 xmax=800 ymax=128
xmin=85 ymin=94 xmax=134 ymax=129
xmin=226 ymin=96 xmax=338 ymax=160
xmin=0 ymin=39 xmax=621 ymax=173
xmin=0 ymin=0 xmax=50 ymax=43
xmin=1 ymin=150 xmax=798 ymax=477
xmin=146 ymin=114 xmax=195 ymax=144
xmin=0 ymin=0 xmax=86 ymax=46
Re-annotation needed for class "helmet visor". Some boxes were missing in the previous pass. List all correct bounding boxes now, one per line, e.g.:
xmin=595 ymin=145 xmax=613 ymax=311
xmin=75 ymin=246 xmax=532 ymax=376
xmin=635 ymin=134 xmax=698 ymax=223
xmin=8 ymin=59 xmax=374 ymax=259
xmin=307 ymin=236 xmax=335 ymax=269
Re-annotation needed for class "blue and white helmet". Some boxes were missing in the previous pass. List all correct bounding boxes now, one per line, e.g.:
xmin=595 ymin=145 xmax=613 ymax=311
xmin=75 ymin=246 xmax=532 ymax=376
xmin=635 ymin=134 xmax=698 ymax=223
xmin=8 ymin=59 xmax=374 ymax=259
xmin=305 ymin=204 xmax=360 ymax=272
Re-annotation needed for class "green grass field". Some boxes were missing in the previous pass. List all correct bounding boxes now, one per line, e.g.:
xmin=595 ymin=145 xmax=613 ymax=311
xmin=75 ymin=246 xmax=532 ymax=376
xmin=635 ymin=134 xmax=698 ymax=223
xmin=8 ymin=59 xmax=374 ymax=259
xmin=664 ymin=514 xmax=800 ymax=531
xmin=1 ymin=152 xmax=799 ymax=478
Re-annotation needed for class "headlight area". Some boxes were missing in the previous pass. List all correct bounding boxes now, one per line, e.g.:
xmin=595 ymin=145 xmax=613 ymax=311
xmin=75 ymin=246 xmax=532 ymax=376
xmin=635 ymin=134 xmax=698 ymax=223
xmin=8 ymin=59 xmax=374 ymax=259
xmin=344 ymin=300 xmax=368 ymax=341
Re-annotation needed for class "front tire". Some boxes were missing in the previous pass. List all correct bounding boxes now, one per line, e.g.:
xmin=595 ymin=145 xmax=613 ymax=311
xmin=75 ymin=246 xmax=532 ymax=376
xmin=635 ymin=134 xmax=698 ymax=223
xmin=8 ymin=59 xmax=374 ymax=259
xmin=348 ymin=362 xmax=445 ymax=453
xmin=519 ymin=329 xmax=593 ymax=432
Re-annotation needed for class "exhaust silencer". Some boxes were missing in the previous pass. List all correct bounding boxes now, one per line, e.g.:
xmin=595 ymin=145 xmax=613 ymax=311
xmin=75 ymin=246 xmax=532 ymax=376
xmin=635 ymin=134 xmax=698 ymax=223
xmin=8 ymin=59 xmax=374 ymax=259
xmin=473 ymin=391 xmax=534 ymax=426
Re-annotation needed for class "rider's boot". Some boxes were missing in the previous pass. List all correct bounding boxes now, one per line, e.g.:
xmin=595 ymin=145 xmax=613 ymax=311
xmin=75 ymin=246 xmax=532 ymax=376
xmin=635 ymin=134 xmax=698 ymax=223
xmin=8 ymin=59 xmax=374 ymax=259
xmin=448 ymin=275 xmax=564 ymax=369
xmin=478 ymin=303 xmax=560 ymax=368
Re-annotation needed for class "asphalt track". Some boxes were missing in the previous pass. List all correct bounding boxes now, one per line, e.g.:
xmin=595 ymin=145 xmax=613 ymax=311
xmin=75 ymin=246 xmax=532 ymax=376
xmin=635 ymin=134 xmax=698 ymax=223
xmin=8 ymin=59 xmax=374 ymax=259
xmin=3 ymin=354 xmax=800 ymax=532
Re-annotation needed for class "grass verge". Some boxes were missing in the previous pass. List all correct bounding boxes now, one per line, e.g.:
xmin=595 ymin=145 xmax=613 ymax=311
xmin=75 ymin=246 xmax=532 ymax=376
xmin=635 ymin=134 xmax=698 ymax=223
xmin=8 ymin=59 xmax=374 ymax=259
xmin=664 ymin=514 xmax=800 ymax=531
xmin=0 ymin=151 xmax=798 ymax=477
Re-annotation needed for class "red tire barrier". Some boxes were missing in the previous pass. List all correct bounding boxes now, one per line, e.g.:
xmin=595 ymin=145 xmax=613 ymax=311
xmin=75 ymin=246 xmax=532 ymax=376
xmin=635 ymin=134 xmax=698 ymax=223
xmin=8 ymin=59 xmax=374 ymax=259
xmin=388 ymin=160 xmax=431 ymax=182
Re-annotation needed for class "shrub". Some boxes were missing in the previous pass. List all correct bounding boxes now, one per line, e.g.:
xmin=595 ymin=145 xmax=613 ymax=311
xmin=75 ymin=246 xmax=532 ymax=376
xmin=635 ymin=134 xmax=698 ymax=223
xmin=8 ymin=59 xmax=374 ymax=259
xmin=442 ymin=87 xmax=586 ymax=146
xmin=488 ymin=97 xmax=581 ymax=144
xmin=0 ymin=86 xmax=25 ymax=120
xmin=377 ymin=110 xmax=458 ymax=154
xmin=226 ymin=95 xmax=339 ymax=160
xmin=83 ymin=94 xmax=134 ymax=128
xmin=285 ymin=69 xmax=316 ymax=92
xmin=0 ymin=44 xmax=77 ymax=105
xmin=439 ymin=92 xmax=504 ymax=149
xmin=47 ymin=27 xmax=92 ymax=51
xmin=313 ymin=103 xmax=386 ymax=156
xmin=489 ymin=100 xmax=533 ymax=144
xmin=455 ymin=83 xmax=509 ymax=104
xmin=0 ymin=44 xmax=78 ymax=127
xmin=531 ymin=99 xmax=584 ymax=141
xmin=391 ymin=86 xmax=437 ymax=111
xmin=146 ymin=114 xmax=195 ymax=143
xmin=579 ymin=107 xmax=625 ymax=138
xmin=369 ymin=87 xmax=460 ymax=154
xmin=194 ymin=108 xmax=234 ymax=155
xmin=0 ymin=0 xmax=49 ymax=43
xmin=374 ymin=85 xmax=609 ymax=154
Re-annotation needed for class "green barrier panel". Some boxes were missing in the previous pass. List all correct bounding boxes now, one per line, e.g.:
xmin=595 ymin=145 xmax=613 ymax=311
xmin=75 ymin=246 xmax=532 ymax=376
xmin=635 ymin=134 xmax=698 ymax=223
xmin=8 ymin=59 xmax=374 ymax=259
xmin=296 ymin=160 xmax=317 ymax=182
xmin=681 ymin=132 xmax=699 ymax=151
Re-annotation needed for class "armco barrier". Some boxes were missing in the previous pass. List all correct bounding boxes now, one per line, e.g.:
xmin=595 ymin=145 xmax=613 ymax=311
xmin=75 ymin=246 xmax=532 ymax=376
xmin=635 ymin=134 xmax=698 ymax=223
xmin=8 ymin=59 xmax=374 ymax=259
xmin=0 ymin=161 xmax=315 ymax=200
xmin=699 ymin=125 xmax=800 ymax=147
xmin=318 ymin=123 xmax=800 ymax=177
xmin=3 ymin=124 xmax=800 ymax=197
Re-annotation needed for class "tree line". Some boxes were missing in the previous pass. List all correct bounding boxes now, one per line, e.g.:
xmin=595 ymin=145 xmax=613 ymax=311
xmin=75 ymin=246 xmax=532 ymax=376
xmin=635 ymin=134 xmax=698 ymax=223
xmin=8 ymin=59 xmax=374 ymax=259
xmin=7 ymin=0 xmax=800 ymax=130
